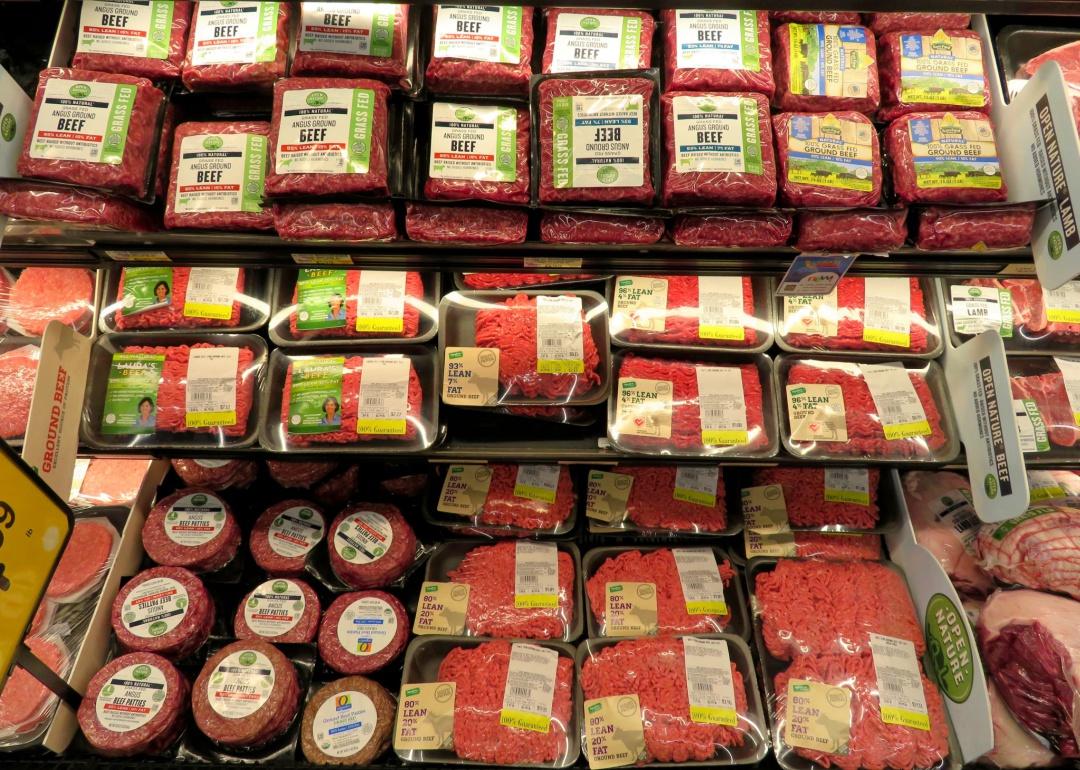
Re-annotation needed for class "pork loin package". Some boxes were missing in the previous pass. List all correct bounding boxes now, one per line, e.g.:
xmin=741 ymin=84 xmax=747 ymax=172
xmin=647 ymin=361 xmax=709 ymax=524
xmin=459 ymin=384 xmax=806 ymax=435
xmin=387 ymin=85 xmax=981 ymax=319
xmin=751 ymin=467 xmax=882 ymax=530
xmin=584 ymin=465 xmax=733 ymax=536
xmin=405 ymin=202 xmax=528 ymax=245
xmin=426 ymin=5 xmax=534 ymax=96
xmin=773 ymin=111 xmax=882 ymax=207
xmin=181 ymin=1 xmax=290 ymax=91
xmin=608 ymin=351 xmax=776 ymax=458
xmin=262 ymin=348 xmax=438 ymax=453
xmin=3 ymin=267 xmax=96 ymax=337
xmin=539 ymin=211 xmax=665 ymax=244
xmin=945 ymin=276 xmax=1080 ymax=353
xmin=164 ymin=121 xmax=273 ymax=231
xmin=537 ymin=75 xmax=657 ymax=206
xmin=794 ymin=208 xmax=909 ymax=254
xmin=83 ymin=334 xmax=266 ymax=449
xmin=669 ymin=212 xmax=793 ymax=248
xmin=661 ymin=10 xmax=774 ymax=95
xmin=878 ymin=29 xmax=990 ymax=121
xmin=19 ymin=68 xmax=166 ymax=199
xmin=776 ymin=276 xmax=942 ymax=357
xmin=542 ymin=8 xmax=654 ymax=74
xmin=0 ymin=180 xmax=157 ymax=231
xmin=772 ymin=23 xmax=880 ymax=114
xmin=778 ymin=355 xmax=959 ymax=462
xmin=72 ymin=1 xmax=193 ymax=80
xmin=865 ymin=13 xmax=973 ymax=35
xmin=610 ymin=275 xmax=773 ymax=353
xmin=0 ymin=343 xmax=38 ymax=441
xmin=101 ymin=267 xmax=269 ymax=333
xmin=273 ymin=201 xmax=398 ymax=241
xmin=915 ymin=204 xmax=1036 ymax=251
xmin=1007 ymin=356 xmax=1080 ymax=458
xmin=292 ymin=2 xmax=410 ymax=86
xmin=270 ymin=269 xmax=438 ymax=346
xmin=662 ymin=91 xmax=776 ymax=207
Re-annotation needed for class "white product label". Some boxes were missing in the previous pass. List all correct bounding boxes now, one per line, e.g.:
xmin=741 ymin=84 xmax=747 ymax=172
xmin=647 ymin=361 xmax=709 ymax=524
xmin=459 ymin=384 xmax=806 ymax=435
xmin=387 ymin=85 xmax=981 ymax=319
xmin=275 ymin=87 xmax=375 ymax=175
xmin=499 ymin=643 xmax=559 ymax=733
xmin=429 ymin=103 xmax=518 ymax=182
xmin=674 ymin=9 xmax=760 ymax=71
xmin=552 ymin=95 xmax=644 ymax=189
xmin=514 ymin=541 xmax=559 ymax=608
xmin=243 ymin=579 xmax=306 ymax=637
xmin=824 ymin=468 xmax=871 ymax=506
xmin=356 ymin=271 xmax=407 ymax=333
xmin=268 ymin=505 xmax=325 ymax=558
xmin=698 ymin=276 xmax=746 ymax=341
xmin=433 ymin=5 xmax=522 ymax=63
xmin=121 ymin=576 xmax=190 ymax=639
xmin=1044 ymin=282 xmax=1080 ymax=324
xmin=95 ymin=663 xmax=169 ymax=734
xmin=336 ymin=595 xmax=400 ymax=657
xmin=514 ymin=464 xmax=561 ymax=504
xmin=613 ymin=276 xmax=669 ymax=333
xmin=78 ymin=1 xmax=174 ymax=59
xmin=191 ymin=1 xmax=279 ymax=66
xmin=536 ymin=295 xmax=584 ymax=374
xmin=356 ymin=357 xmax=410 ymax=435
xmin=184 ymin=267 xmax=240 ymax=320
xmin=927 ymin=491 xmax=980 ymax=551
xmin=615 ymin=377 xmax=673 ymax=439
xmin=696 ymin=366 xmax=748 ymax=446
xmin=673 ymin=95 xmax=763 ymax=175
xmin=1053 ymin=357 xmax=1080 ymax=427
xmin=673 ymin=465 xmax=720 ymax=508
xmin=860 ymin=363 xmax=932 ymax=441
xmin=437 ymin=465 xmax=492 ymax=516
xmin=683 ymin=637 xmax=738 ymax=726
xmin=174 ymin=132 xmax=267 ymax=214
xmin=672 ymin=547 xmax=727 ymax=615
xmin=313 ymin=690 xmax=378 ymax=758
xmin=549 ymin=12 xmax=643 ymax=72
xmin=863 ymin=277 xmax=911 ymax=348
xmin=1014 ymin=398 xmax=1050 ymax=454
xmin=784 ymin=290 xmax=839 ymax=338
xmin=869 ymin=633 xmax=930 ymax=731
xmin=1027 ymin=470 xmax=1067 ymax=500
xmin=299 ymin=3 xmax=398 ymax=57
xmin=165 ymin=492 xmax=226 ymax=547
xmin=185 ymin=346 xmax=239 ymax=429
xmin=30 ymin=78 xmax=134 ymax=164
xmin=334 ymin=510 xmax=394 ymax=564
xmin=207 ymin=650 xmax=275 ymax=719
xmin=950 ymin=284 xmax=1012 ymax=336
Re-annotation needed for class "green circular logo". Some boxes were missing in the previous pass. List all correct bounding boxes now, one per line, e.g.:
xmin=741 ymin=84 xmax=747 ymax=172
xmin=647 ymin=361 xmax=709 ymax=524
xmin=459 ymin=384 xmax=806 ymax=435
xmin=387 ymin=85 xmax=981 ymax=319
xmin=192 ymin=494 xmax=208 ymax=506
xmin=248 ymin=596 xmax=259 ymax=608
xmin=203 ymin=136 xmax=224 ymax=151
xmin=967 ymin=287 xmax=981 ymax=297
xmin=580 ymin=16 xmax=600 ymax=29
xmin=1049 ymin=230 xmax=1065 ymax=260
xmin=1 ymin=113 xmax=16 ymax=142
xmin=984 ymin=473 xmax=998 ymax=499
xmin=924 ymin=593 xmax=974 ymax=702
xmin=102 ymin=684 xmax=115 ymax=697
xmin=132 ymin=665 xmax=152 ymax=680
xmin=306 ymin=91 xmax=328 ymax=107
xmin=342 ymin=546 xmax=357 ymax=560
xmin=149 ymin=620 xmax=167 ymax=637
xmin=299 ymin=508 xmax=313 ymax=520
xmin=272 ymin=580 xmax=288 ymax=593
xmin=596 ymin=165 xmax=619 ymax=184
xmin=698 ymin=100 xmax=717 ymax=112
xmin=221 ymin=0 xmax=237 ymax=6
xmin=238 ymin=651 xmax=257 ymax=666
xmin=69 ymin=84 xmax=91 ymax=99
xmin=455 ymin=108 xmax=476 ymax=122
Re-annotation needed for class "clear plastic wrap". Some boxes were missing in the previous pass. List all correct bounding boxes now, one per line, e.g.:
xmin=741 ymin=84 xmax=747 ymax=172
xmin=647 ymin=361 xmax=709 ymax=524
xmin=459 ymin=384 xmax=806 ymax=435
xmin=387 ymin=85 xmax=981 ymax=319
xmin=751 ymin=467 xmax=881 ymax=530
xmin=865 ymin=14 xmax=972 ymax=34
xmin=292 ymin=3 xmax=409 ymax=85
xmin=405 ymin=203 xmax=528 ymax=245
xmin=316 ymin=590 xmax=409 ymax=673
xmin=46 ymin=516 xmax=119 ymax=603
xmin=770 ymin=12 xmax=860 ymax=24
xmin=915 ymin=205 xmax=1035 ymax=251
xmin=542 ymin=8 xmax=654 ymax=74
xmin=72 ymin=1 xmax=194 ymax=80
xmin=794 ymin=208 xmax=908 ymax=253
xmin=249 ymin=499 xmax=326 ymax=576
xmin=773 ymin=111 xmax=883 ymax=207
xmin=70 ymin=457 xmax=154 ymax=508
xmin=0 ymin=343 xmax=38 ymax=441
xmin=458 ymin=273 xmax=600 ymax=290
xmin=234 ymin=577 xmax=321 ymax=643
xmin=772 ymin=24 xmax=880 ymax=114
xmin=0 ymin=632 xmax=71 ymax=745
xmin=300 ymin=675 xmax=396 ymax=765
xmin=426 ymin=5 xmax=534 ymax=96
xmin=266 ymin=459 xmax=337 ymax=488
xmin=1009 ymin=356 xmax=1080 ymax=456
xmin=669 ymin=212 xmax=793 ymax=248
xmin=171 ymin=458 xmax=258 ymax=489
xmin=791 ymin=532 xmax=884 ymax=560
xmin=588 ymin=465 xmax=731 ymax=534
xmin=4 ymin=267 xmax=96 ymax=337
xmin=878 ymin=29 xmax=990 ymax=121
xmin=1019 ymin=40 xmax=1080 ymax=129
xmin=981 ymin=679 xmax=1061 ymax=769
xmin=974 ymin=502 xmax=1080 ymax=599
xmin=661 ymin=10 xmax=774 ymax=95
xmin=273 ymin=201 xmax=397 ymax=242
xmin=539 ymin=211 xmax=665 ymax=244
xmin=142 ymin=487 xmax=241 ymax=573
xmin=947 ymin=277 xmax=1080 ymax=352
xmin=111 ymin=565 xmax=214 ymax=659
xmin=0 ymin=180 xmax=157 ymax=231
xmin=327 ymin=502 xmax=419 ymax=589
xmin=181 ymin=1 xmax=290 ymax=91
xmin=425 ymin=103 xmax=530 ymax=205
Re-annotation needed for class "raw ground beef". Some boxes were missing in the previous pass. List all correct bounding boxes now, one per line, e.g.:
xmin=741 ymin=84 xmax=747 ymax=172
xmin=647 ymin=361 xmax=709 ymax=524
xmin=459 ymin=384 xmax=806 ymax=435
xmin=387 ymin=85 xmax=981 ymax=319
xmin=0 ymin=635 xmax=68 ymax=737
xmin=540 ymin=211 xmax=665 ymax=244
xmin=72 ymin=2 xmax=193 ymax=80
xmin=317 ymin=590 xmax=409 ymax=674
xmin=46 ymin=518 xmax=115 ymax=602
xmin=751 ymin=467 xmax=881 ymax=529
xmin=772 ymin=24 xmax=880 ymax=114
xmin=614 ymin=354 xmax=768 ymax=453
xmin=474 ymin=293 xmax=602 ymax=401
xmin=661 ymin=10 xmax=773 ymax=94
xmin=426 ymin=5 xmax=534 ymax=96
xmin=773 ymin=111 xmax=883 ymax=207
xmin=865 ymin=13 xmax=972 ymax=34
xmin=313 ymin=464 xmax=363 ymax=508
xmin=181 ymin=1 xmax=290 ymax=91
xmin=267 ymin=77 xmax=390 ymax=197
xmin=281 ymin=355 xmax=424 ymax=445
xmin=114 ymin=268 xmax=245 ymax=330
xmin=405 ymin=203 xmax=527 ymax=245
xmin=0 ymin=345 xmax=39 ymax=440
xmin=267 ymin=460 xmax=337 ymax=488
xmin=615 ymin=275 xmax=760 ymax=349
xmin=586 ymin=548 xmax=736 ymax=633
xmin=670 ymin=212 xmax=793 ymax=248
xmin=915 ymin=205 xmax=1036 ymax=250
xmin=542 ymin=8 xmax=654 ymax=73
xmin=460 ymin=463 xmax=575 ymax=530
xmin=781 ymin=277 xmax=932 ymax=353
xmin=795 ymin=208 xmax=909 ymax=253
xmin=447 ymin=541 xmax=575 ymax=639
xmin=537 ymin=77 xmax=656 ymax=206
xmin=794 ymin=532 xmax=884 ymax=560
xmin=774 ymin=652 xmax=950 ymax=770
xmin=154 ymin=103 xmax=176 ymax=199
xmin=0 ymin=180 xmax=157 ymax=231
xmin=142 ymin=488 xmax=241 ymax=573
xmin=461 ymin=273 xmax=597 ymax=289
xmin=425 ymin=106 xmax=530 ymax=204
xmin=111 ymin=566 xmax=213 ymax=659
xmin=234 ymin=578 xmax=321 ymax=643
xmin=286 ymin=270 xmax=424 ymax=340
xmin=1010 ymin=372 xmax=1077 ymax=447
xmin=770 ymin=12 xmax=860 ymax=24
xmin=785 ymin=360 xmax=950 ymax=459
xmin=171 ymin=459 xmax=258 ymax=489
xmin=328 ymin=503 xmax=417 ymax=589
xmin=291 ymin=3 xmax=409 ymax=84
xmin=71 ymin=457 xmax=153 ymax=507
xmin=611 ymin=465 xmax=728 ymax=532
xmin=273 ymin=201 xmax=397 ymax=241
xmin=754 ymin=559 xmax=925 ymax=660
xmin=437 ymin=641 xmax=573 ymax=765
xmin=581 ymin=637 xmax=750 ymax=762
xmin=8 ymin=267 xmax=95 ymax=336
xmin=19 ymin=68 xmax=165 ymax=198
xmin=662 ymin=91 xmax=776 ymax=207
xmin=878 ymin=29 xmax=990 ymax=121
xmin=963 ymin=277 xmax=1080 ymax=342
xmin=249 ymin=499 xmax=326 ymax=576
xmin=975 ymin=503 xmax=1080 ymax=598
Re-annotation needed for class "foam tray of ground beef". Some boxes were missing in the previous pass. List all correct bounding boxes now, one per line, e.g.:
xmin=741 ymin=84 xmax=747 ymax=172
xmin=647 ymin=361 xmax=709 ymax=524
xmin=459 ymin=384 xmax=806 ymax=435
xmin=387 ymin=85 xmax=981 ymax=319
xmin=750 ymin=467 xmax=882 ymax=530
xmin=591 ymin=465 xmax=733 ymax=535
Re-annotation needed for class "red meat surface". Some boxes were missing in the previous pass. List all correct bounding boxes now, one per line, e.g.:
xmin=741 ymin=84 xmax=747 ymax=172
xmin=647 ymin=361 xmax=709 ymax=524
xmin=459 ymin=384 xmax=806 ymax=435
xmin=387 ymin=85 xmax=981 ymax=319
xmin=9 ymin=267 xmax=95 ymax=336
xmin=438 ymin=641 xmax=574 ymax=765
xmin=447 ymin=541 xmax=576 ymax=639
xmin=0 ymin=635 xmax=68 ymax=736
xmin=774 ymin=653 xmax=950 ymax=770
xmin=111 ymin=566 xmax=214 ymax=660
xmin=313 ymin=464 xmax=362 ymax=507
xmin=611 ymin=465 xmax=728 ymax=532
xmin=1011 ymin=372 xmax=1078 ymax=448
xmin=964 ymin=277 xmax=1080 ymax=341
xmin=586 ymin=548 xmax=736 ymax=633
xmin=581 ymin=637 xmax=750 ymax=762
xmin=19 ymin=68 xmax=165 ymax=198
xmin=916 ymin=205 xmax=1035 ymax=250
xmin=291 ymin=3 xmax=409 ymax=84
xmin=795 ymin=208 xmax=908 ymax=253
xmin=171 ymin=459 xmax=257 ymax=490
xmin=0 ymin=345 xmax=39 ymax=440
xmin=662 ymin=91 xmax=776 ymax=207
xmin=46 ymin=519 xmax=115 ymax=601
xmin=405 ymin=203 xmax=528 ymax=245
xmin=539 ymin=211 xmax=664 ymax=245
xmin=773 ymin=111 xmax=883 ymax=207
xmin=755 ymin=559 xmax=925 ymax=660
xmin=794 ymin=532 xmax=884 ymax=560
xmin=181 ymin=1 xmax=290 ymax=91
xmin=426 ymin=5 xmax=534 ymax=96
xmin=267 ymin=460 xmax=337 ymax=488
xmin=287 ymin=270 xmax=424 ymax=340
xmin=425 ymin=107 xmax=530 ymax=205
xmin=878 ymin=29 xmax=989 ymax=121
xmin=670 ymin=212 xmax=793 ymax=248
xmin=752 ymin=467 xmax=881 ymax=529
xmin=73 ymin=458 xmax=153 ymax=506
xmin=785 ymin=360 xmax=949 ymax=459
xmin=542 ymin=8 xmax=654 ymax=73
xmin=538 ymin=77 xmax=656 ymax=206
xmin=773 ymin=24 xmax=880 ymax=114
xmin=974 ymin=503 xmax=1080 ymax=598
xmin=249 ymin=499 xmax=326 ymax=576
xmin=615 ymin=354 xmax=768 ymax=453
xmin=474 ymin=293 xmax=602 ymax=401
xmin=1021 ymin=41 xmax=1080 ymax=128
xmin=465 ymin=463 xmax=575 ymax=530
xmin=281 ymin=355 xmax=424 ymax=445
xmin=72 ymin=2 xmax=193 ymax=80
xmin=0 ymin=180 xmax=156 ymax=231
xmin=143 ymin=488 xmax=241 ymax=573
xmin=661 ymin=9 xmax=773 ymax=94
xmin=461 ymin=273 xmax=596 ymax=289
xmin=273 ymin=201 xmax=397 ymax=242
xmin=154 ymin=103 xmax=176 ymax=199
xmin=617 ymin=275 xmax=760 ymax=349
xmin=114 ymin=268 xmax=245 ymax=330
xmin=122 ymin=343 xmax=257 ymax=437
xmin=317 ymin=590 xmax=409 ymax=674
xmin=866 ymin=13 xmax=972 ymax=34
xmin=328 ymin=503 xmax=417 ymax=589
xmin=267 ymin=77 xmax=390 ymax=197
xmin=770 ymin=12 xmax=860 ymax=24
xmin=234 ymin=578 xmax=321 ymax=644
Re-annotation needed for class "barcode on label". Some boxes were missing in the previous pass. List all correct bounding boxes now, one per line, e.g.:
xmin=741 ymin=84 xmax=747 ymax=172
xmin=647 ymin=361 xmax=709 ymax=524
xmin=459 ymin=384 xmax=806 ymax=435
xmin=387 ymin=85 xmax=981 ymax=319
xmin=510 ymin=686 xmax=532 ymax=698
xmin=882 ymin=680 xmax=904 ymax=694
xmin=190 ymin=392 xmax=214 ymax=401
xmin=692 ymin=681 xmax=714 ymax=693
xmin=519 ymin=574 xmax=539 ymax=584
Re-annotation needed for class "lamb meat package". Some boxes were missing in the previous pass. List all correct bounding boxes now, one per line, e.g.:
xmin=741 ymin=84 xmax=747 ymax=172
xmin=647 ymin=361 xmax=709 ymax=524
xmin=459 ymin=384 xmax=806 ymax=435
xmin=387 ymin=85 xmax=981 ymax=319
xmin=772 ymin=23 xmax=880 ymax=114
xmin=670 ymin=212 xmax=793 ymax=248
xmin=947 ymin=276 xmax=1080 ymax=352
xmin=181 ymin=0 xmax=290 ymax=91
xmin=273 ymin=201 xmax=397 ymax=242
xmin=661 ymin=9 xmax=774 ymax=95
xmin=878 ymin=29 xmax=990 ymax=121
xmin=973 ymin=501 xmax=1080 ymax=599
xmin=585 ymin=465 xmax=731 ymax=535
xmin=72 ymin=1 xmax=194 ymax=80
xmin=426 ymin=5 xmax=534 ymax=96
xmin=541 ymin=8 xmax=654 ymax=74
xmin=1007 ymin=356 xmax=1080 ymax=458
xmin=773 ymin=111 xmax=882 ymax=208
xmin=292 ymin=2 xmax=410 ymax=86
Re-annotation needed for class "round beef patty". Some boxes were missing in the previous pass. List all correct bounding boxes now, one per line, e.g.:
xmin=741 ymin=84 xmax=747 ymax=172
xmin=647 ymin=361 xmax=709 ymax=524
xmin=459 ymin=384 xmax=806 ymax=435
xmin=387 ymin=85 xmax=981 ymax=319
xmin=234 ymin=578 xmax=321 ymax=644
xmin=111 ymin=566 xmax=213 ymax=660
xmin=300 ymin=676 xmax=395 ymax=766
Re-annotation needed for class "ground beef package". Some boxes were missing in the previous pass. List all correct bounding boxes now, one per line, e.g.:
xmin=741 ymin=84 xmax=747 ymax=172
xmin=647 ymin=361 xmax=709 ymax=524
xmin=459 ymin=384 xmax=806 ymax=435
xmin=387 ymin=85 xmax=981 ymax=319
xmin=405 ymin=203 xmax=528 ymax=244
xmin=328 ymin=503 xmax=418 ymax=588
xmin=886 ymin=111 xmax=1008 ymax=204
xmin=110 ymin=566 xmax=213 ymax=659
xmin=434 ymin=463 xmax=576 ymax=532
xmin=662 ymin=91 xmax=776 ymax=207
xmin=5 ymin=267 xmax=95 ymax=337
xmin=142 ymin=488 xmax=241 ymax=572
xmin=670 ymin=212 xmax=793 ymax=248
xmin=770 ymin=11 xmax=861 ymax=24
xmin=794 ymin=209 xmax=908 ymax=253
xmin=539 ymin=211 xmax=664 ymax=244
xmin=110 ymin=267 xmax=248 ymax=331
xmin=181 ymin=1 xmax=290 ymax=91
xmin=661 ymin=9 xmax=774 ymax=95
xmin=915 ymin=205 xmax=1035 ymax=251
xmin=424 ymin=103 xmax=530 ymax=204
xmin=0 ymin=180 xmax=157 ymax=231
xmin=793 ymin=531 xmax=884 ymax=560
xmin=292 ymin=2 xmax=409 ymax=85
xmin=164 ymin=121 xmax=273 ymax=231
xmin=751 ymin=467 xmax=881 ymax=529
xmin=426 ymin=5 xmax=534 ymax=96
xmin=865 ymin=13 xmax=973 ymax=35
xmin=460 ymin=273 xmax=598 ymax=289
xmin=602 ymin=465 xmax=729 ymax=532
xmin=773 ymin=23 xmax=880 ymax=114
xmin=273 ymin=201 xmax=397 ymax=242
xmin=72 ymin=1 xmax=193 ymax=80
xmin=878 ymin=29 xmax=990 ymax=121
xmin=19 ymin=68 xmax=165 ymax=199
xmin=538 ymin=76 xmax=656 ymax=206
xmin=172 ymin=458 xmax=258 ymax=490
xmin=542 ymin=8 xmax=654 ymax=74
xmin=267 ymin=77 xmax=391 ymax=197
xmin=773 ymin=111 xmax=883 ymax=207
xmin=0 ymin=345 xmax=37 ymax=440
xmin=0 ymin=633 xmax=69 ymax=741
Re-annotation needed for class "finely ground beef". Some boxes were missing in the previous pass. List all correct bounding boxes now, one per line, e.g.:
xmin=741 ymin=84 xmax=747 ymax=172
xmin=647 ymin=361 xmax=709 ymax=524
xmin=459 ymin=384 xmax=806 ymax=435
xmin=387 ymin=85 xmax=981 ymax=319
xmin=878 ymin=29 xmax=989 ymax=121
xmin=539 ymin=212 xmax=665 ymax=245
xmin=616 ymin=275 xmax=759 ymax=349
xmin=794 ymin=209 xmax=909 ymax=254
xmin=661 ymin=9 xmax=773 ymax=94
xmin=610 ymin=465 xmax=728 ymax=532
xmin=865 ymin=13 xmax=971 ymax=34
xmin=470 ymin=464 xmax=576 ymax=530
xmin=287 ymin=271 xmax=424 ymax=340
xmin=405 ymin=203 xmax=528 ymax=245
xmin=114 ymin=268 xmax=245 ymax=330
xmin=461 ymin=273 xmax=596 ymax=289
xmin=794 ymin=532 xmax=884 ymax=560
xmin=915 ymin=205 xmax=1035 ymax=251
xmin=751 ymin=467 xmax=880 ymax=529
xmin=9 ymin=267 xmax=95 ymax=336
xmin=0 ymin=346 xmax=38 ymax=440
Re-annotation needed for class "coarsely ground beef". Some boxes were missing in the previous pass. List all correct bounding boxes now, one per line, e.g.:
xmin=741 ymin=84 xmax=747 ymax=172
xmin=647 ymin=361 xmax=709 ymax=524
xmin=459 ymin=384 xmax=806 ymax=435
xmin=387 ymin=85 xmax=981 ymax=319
xmin=181 ymin=1 xmax=290 ymax=91
xmin=541 ymin=8 xmax=655 ymax=73
xmin=46 ymin=518 xmax=115 ymax=601
xmin=426 ymin=5 xmax=535 ymax=96
xmin=461 ymin=273 xmax=597 ymax=289
xmin=795 ymin=208 xmax=908 ymax=253
xmin=467 ymin=463 xmax=576 ymax=530
xmin=915 ymin=205 xmax=1035 ymax=251
xmin=539 ymin=211 xmax=665 ymax=244
xmin=865 ymin=13 xmax=972 ymax=34
xmin=287 ymin=270 xmax=425 ymax=340
xmin=171 ymin=459 xmax=258 ymax=489
xmin=266 ymin=460 xmax=337 ymax=488
xmin=878 ymin=29 xmax=989 ymax=121
xmin=773 ymin=111 xmax=883 ymax=207
xmin=770 ymin=11 xmax=860 ymax=23
xmin=425 ymin=107 xmax=531 ymax=205
xmin=772 ymin=24 xmax=880 ymax=114
xmin=670 ymin=212 xmax=793 ymax=248
xmin=661 ymin=10 xmax=773 ymax=94
xmin=8 ymin=267 xmax=95 ymax=336
xmin=0 ymin=345 xmax=37 ymax=440
xmin=610 ymin=465 xmax=728 ymax=532
xmin=405 ymin=203 xmax=528 ymax=245
xmin=616 ymin=275 xmax=759 ymax=349
xmin=273 ymin=201 xmax=397 ymax=242
xmin=752 ymin=467 xmax=880 ymax=529
xmin=114 ymin=268 xmax=245 ymax=330
xmin=793 ymin=532 xmax=884 ymax=560
xmin=291 ymin=3 xmax=409 ymax=84
xmin=72 ymin=2 xmax=193 ymax=80
xmin=0 ymin=180 xmax=157 ymax=231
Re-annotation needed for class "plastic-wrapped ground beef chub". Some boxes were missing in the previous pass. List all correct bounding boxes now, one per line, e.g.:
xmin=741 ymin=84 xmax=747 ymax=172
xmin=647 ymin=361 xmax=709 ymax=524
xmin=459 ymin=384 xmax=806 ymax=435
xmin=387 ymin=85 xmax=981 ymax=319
xmin=292 ymin=3 xmax=409 ymax=85
xmin=405 ymin=203 xmax=527 ymax=245
xmin=182 ymin=1 xmax=290 ymax=91
xmin=774 ymin=111 xmax=882 ymax=207
xmin=72 ymin=1 xmax=194 ymax=80
xmin=273 ymin=201 xmax=397 ymax=242
xmin=426 ymin=5 xmax=534 ymax=96
xmin=773 ymin=23 xmax=880 ymax=114
xmin=671 ymin=212 xmax=792 ymax=248
xmin=662 ymin=10 xmax=773 ymax=95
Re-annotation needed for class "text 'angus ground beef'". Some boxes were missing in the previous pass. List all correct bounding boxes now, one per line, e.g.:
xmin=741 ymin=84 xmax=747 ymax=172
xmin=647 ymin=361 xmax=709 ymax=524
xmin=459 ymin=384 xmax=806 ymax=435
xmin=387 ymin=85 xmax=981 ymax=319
xmin=292 ymin=3 xmax=409 ymax=85
xmin=425 ymin=103 xmax=530 ymax=205
xmin=181 ymin=1 xmax=290 ymax=91
xmin=72 ymin=1 xmax=194 ymax=80
xmin=426 ymin=5 xmax=534 ymax=96
xmin=662 ymin=9 xmax=774 ymax=95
